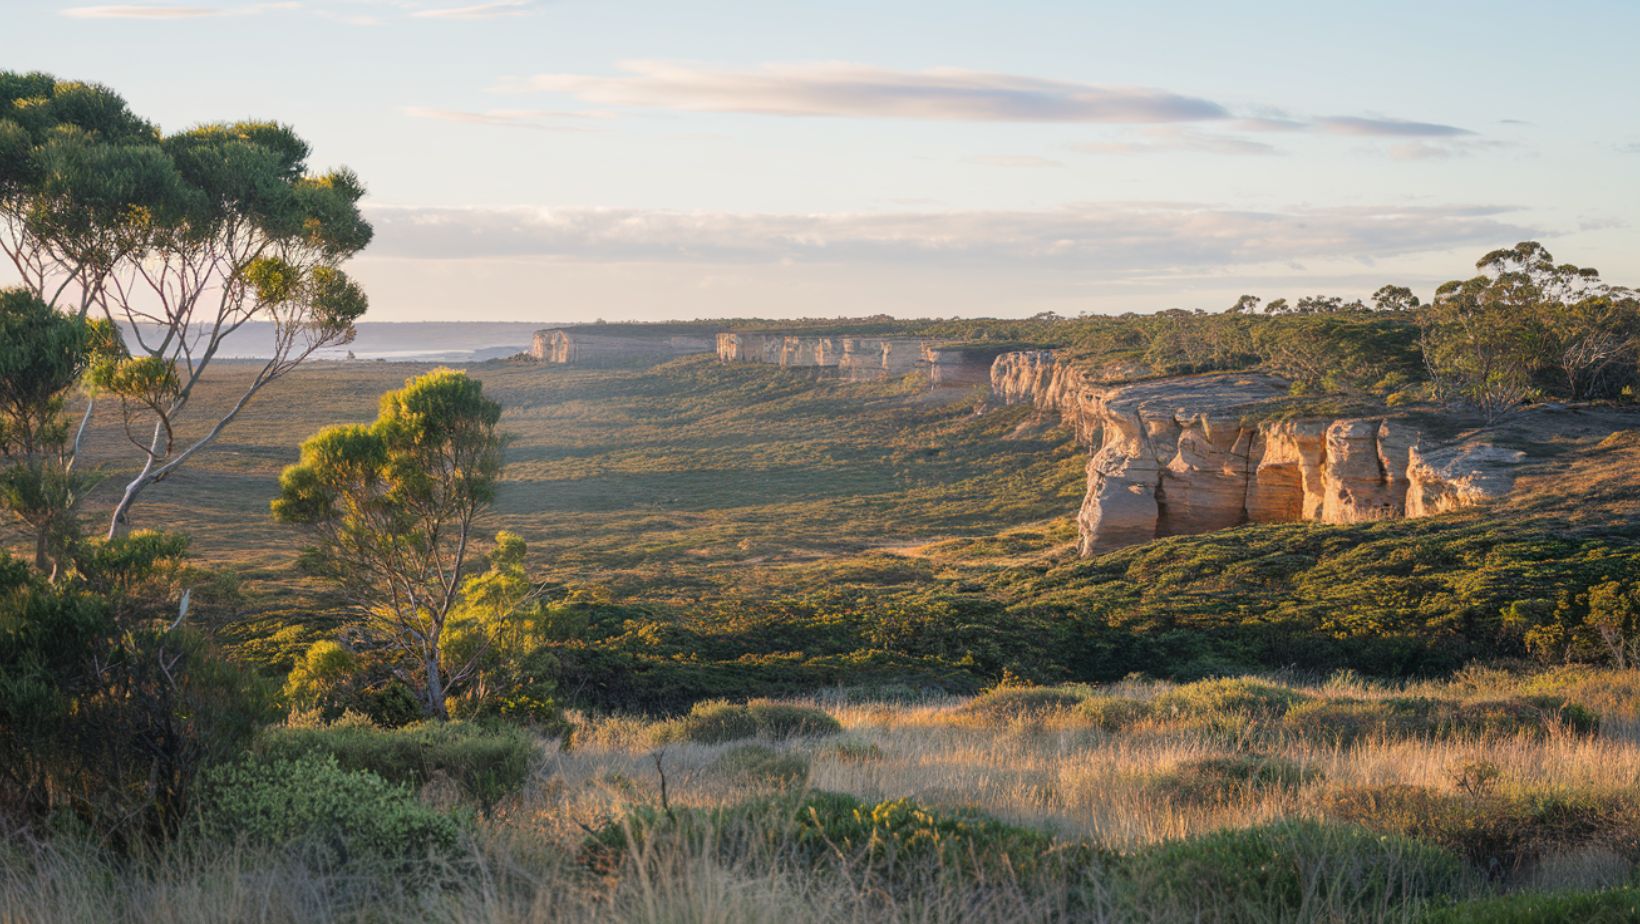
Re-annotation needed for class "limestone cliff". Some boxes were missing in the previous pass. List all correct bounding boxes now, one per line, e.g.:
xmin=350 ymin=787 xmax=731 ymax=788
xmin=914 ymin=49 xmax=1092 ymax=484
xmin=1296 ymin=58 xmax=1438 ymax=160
xmin=991 ymin=352 xmax=1525 ymax=555
xmin=716 ymin=332 xmax=1007 ymax=388
xmin=531 ymin=328 xmax=712 ymax=365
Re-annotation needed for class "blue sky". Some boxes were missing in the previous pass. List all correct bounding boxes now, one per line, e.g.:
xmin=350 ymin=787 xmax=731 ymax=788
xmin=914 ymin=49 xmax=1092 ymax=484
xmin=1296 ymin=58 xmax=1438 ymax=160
xmin=4 ymin=0 xmax=1637 ymax=321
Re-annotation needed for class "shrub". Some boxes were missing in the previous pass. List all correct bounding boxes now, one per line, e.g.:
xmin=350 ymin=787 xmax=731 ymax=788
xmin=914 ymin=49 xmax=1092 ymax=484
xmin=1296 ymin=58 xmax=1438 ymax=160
xmin=820 ymin=737 xmax=884 ymax=763
xmin=583 ymin=790 xmax=1100 ymax=889
xmin=650 ymin=700 xmax=841 ymax=744
xmin=747 ymin=701 xmax=843 ymax=738
xmin=1325 ymin=785 xmax=1640 ymax=877
xmin=706 ymin=744 xmax=809 ymax=790
xmin=1452 ymin=696 xmax=1599 ymax=738
xmin=958 ymin=686 xmax=1085 ymax=723
xmin=196 ymin=754 xmax=464 ymax=868
xmin=1116 ymin=820 xmax=1469 ymax=922
xmin=254 ymin=720 xmax=536 ymax=809
xmin=1149 ymin=753 xmax=1321 ymax=804
xmin=1419 ymin=888 xmax=1640 ymax=923
xmin=1076 ymin=694 xmax=1151 ymax=732
xmin=1153 ymin=677 xmax=1309 ymax=723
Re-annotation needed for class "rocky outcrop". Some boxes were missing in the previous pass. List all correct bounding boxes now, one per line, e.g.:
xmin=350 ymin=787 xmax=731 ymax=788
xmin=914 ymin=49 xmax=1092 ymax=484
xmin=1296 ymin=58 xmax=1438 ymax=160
xmin=991 ymin=351 xmax=1525 ymax=555
xmin=716 ymin=332 xmax=1003 ymax=389
xmin=532 ymin=328 xmax=712 ymax=365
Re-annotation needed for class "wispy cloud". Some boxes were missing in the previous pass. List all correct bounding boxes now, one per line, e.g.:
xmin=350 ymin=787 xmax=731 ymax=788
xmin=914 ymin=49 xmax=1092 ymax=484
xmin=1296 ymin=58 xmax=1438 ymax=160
xmin=499 ymin=61 xmax=1231 ymax=123
xmin=411 ymin=0 xmax=533 ymax=19
xmin=62 ymin=3 xmax=223 ymax=17
xmin=363 ymin=201 xmax=1535 ymax=272
xmin=1074 ymin=128 xmax=1279 ymax=156
xmin=401 ymin=105 xmax=606 ymax=130
xmin=1316 ymin=116 xmax=1473 ymax=138
xmin=61 ymin=0 xmax=296 ymax=17
xmin=968 ymin=155 xmax=1063 ymax=168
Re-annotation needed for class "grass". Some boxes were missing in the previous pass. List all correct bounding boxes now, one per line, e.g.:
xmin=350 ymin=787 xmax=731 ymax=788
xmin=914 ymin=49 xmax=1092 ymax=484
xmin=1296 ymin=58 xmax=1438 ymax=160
xmin=9 ymin=669 xmax=1640 ymax=922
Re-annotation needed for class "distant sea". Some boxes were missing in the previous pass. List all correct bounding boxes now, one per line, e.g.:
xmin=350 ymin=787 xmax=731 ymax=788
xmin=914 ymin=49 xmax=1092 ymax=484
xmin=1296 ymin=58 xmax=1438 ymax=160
xmin=121 ymin=322 xmax=550 ymax=363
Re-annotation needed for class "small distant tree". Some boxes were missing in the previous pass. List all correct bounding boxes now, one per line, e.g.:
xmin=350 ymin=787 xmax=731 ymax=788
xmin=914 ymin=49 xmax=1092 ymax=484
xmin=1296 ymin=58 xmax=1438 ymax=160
xmin=1227 ymin=294 xmax=1260 ymax=315
xmin=1372 ymin=285 xmax=1421 ymax=313
xmin=272 ymin=369 xmax=505 ymax=719
xmin=1587 ymin=580 xmax=1640 ymax=670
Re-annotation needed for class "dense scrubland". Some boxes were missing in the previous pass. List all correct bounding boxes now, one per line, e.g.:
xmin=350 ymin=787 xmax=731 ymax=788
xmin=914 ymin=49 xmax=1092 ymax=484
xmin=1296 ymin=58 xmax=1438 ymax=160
xmin=7 ymin=69 xmax=1640 ymax=922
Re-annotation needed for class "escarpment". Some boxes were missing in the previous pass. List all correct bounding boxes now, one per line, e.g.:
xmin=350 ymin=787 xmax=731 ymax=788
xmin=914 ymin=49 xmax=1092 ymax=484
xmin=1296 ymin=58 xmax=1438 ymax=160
xmin=991 ymin=352 xmax=1526 ymax=555
xmin=531 ymin=327 xmax=713 ymax=365
xmin=716 ymin=332 xmax=1010 ymax=388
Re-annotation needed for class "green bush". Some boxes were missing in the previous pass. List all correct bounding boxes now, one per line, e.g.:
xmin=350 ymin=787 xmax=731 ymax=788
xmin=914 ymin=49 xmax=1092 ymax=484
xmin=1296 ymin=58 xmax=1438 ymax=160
xmin=650 ymin=700 xmax=841 ymax=744
xmin=1420 ymin=888 xmax=1640 ymax=923
xmin=1149 ymin=753 xmax=1321 ymax=804
xmin=1154 ymin=677 xmax=1309 ymax=723
xmin=197 ymin=754 xmax=464 ymax=868
xmin=1116 ymin=819 xmax=1469 ymax=922
xmin=1326 ymin=785 xmax=1640 ymax=877
xmin=1452 ymin=696 xmax=1600 ymax=738
xmin=958 ymin=686 xmax=1085 ymax=722
xmin=1077 ymin=694 xmax=1152 ymax=731
xmin=706 ymin=744 xmax=809 ymax=789
xmin=583 ymin=790 xmax=1099 ymax=888
xmin=254 ymin=720 xmax=536 ymax=809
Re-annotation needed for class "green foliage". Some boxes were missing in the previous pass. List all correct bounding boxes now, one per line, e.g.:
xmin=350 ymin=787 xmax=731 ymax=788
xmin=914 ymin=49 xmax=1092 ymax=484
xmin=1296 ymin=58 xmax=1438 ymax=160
xmin=1149 ymin=753 xmax=1322 ymax=804
xmin=957 ymin=685 xmax=1085 ymax=722
xmin=1076 ymin=694 xmax=1152 ymax=731
xmin=197 ymin=754 xmax=463 ymax=869
xmin=583 ymin=790 xmax=1089 ymax=889
xmin=0 ymin=545 xmax=272 ymax=843
xmin=1153 ymin=677 xmax=1309 ymax=722
xmin=1420 ymin=888 xmax=1640 ymax=923
xmin=1116 ymin=820 xmax=1469 ymax=922
xmin=1326 ymin=785 xmax=1640 ymax=877
xmin=651 ymin=700 xmax=842 ymax=744
xmin=705 ymin=743 xmax=810 ymax=790
xmin=253 ymin=719 xmax=536 ymax=809
xmin=274 ymin=368 xmax=505 ymax=719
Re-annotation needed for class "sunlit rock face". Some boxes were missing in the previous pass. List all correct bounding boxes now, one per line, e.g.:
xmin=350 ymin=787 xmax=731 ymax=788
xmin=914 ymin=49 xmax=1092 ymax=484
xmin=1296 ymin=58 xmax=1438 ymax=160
xmin=716 ymin=332 xmax=1005 ymax=390
xmin=990 ymin=351 xmax=1525 ymax=556
xmin=531 ymin=329 xmax=712 ymax=364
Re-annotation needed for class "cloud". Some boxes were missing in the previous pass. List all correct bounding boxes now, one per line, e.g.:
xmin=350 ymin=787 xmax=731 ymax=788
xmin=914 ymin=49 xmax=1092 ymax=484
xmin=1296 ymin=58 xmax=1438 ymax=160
xmin=411 ymin=0 xmax=533 ymax=19
xmin=1316 ymin=116 xmax=1472 ymax=138
xmin=967 ymin=155 xmax=1063 ymax=168
xmin=362 ymin=201 xmax=1536 ymax=274
xmin=499 ymin=61 xmax=1231 ymax=123
xmin=401 ymin=105 xmax=606 ymax=130
xmin=1383 ymin=139 xmax=1515 ymax=161
xmin=1074 ymin=128 xmax=1279 ymax=156
xmin=62 ymin=3 xmax=222 ymax=16
xmin=61 ymin=1 xmax=296 ymax=17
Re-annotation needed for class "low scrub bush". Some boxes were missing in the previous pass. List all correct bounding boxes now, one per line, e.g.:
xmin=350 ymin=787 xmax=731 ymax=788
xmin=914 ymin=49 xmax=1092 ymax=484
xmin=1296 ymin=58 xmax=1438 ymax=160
xmin=254 ymin=720 xmax=536 ymax=809
xmin=958 ymin=686 xmax=1085 ymax=723
xmin=1280 ymin=695 xmax=1599 ymax=745
xmin=1115 ymin=819 xmax=1469 ymax=922
xmin=1076 ymin=694 xmax=1151 ymax=731
xmin=582 ymin=790 xmax=1099 ymax=890
xmin=650 ymin=700 xmax=841 ymax=744
xmin=1153 ymin=677 xmax=1309 ymax=725
xmin=706 ymin=744 xmax=809 ymax=790
xmin=1149 ymin=753 xmax=1321 ymax=804
xmin=196 ymin=754 xmax=464 ymax=869
xmin=1420 ymin=887 xmax=1640 ymax=923
xmin=1325 ymin=785 xmax=1640 ymax=878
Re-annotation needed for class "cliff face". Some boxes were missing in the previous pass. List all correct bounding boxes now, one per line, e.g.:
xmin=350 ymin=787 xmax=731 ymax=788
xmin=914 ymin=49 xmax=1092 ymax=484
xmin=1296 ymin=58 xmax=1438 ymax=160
xmin=716 ymin=333 xmax=1003 ymax=388
xmin=532 ymin=329 xmax=713 ymax=364
xmin=991 ymin=352 xmax=1525 ymax=555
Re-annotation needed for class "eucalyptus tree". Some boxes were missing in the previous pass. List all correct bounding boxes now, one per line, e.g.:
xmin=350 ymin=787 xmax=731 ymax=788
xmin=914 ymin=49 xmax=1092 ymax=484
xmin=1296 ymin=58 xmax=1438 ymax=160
xmin=273 ymin=369 xmax=506 ymax=720
xmin=0 ymin=71 xmax=373 ymax=536
xmin=0 ymin=289 xmax=116 ymax=575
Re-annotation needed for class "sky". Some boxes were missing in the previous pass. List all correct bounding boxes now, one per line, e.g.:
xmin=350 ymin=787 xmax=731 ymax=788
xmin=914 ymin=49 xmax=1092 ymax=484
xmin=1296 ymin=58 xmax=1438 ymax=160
xmin=4 ymin=0 xmax=1638 ymax=322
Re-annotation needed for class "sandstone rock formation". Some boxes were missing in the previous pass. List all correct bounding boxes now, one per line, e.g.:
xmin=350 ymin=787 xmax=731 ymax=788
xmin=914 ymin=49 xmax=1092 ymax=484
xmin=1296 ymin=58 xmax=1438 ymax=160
xmin=716 ymin=332 xmax=1003 ymax=388
xmin=531 ymin=328 xmax=712 ymax=365
xmin=991 ymin=351 xmax=1526 ymax=555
